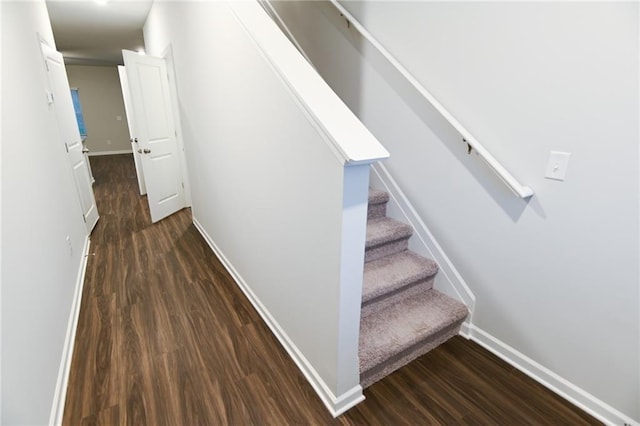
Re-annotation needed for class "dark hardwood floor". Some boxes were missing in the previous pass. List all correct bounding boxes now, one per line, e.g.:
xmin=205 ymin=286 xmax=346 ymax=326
xmin=63 ymin=154 xmax=601 ymax=425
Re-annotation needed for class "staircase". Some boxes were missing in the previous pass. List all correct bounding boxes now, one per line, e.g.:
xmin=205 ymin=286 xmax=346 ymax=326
xmin=359 ymin=189 xmax=468 ymax=388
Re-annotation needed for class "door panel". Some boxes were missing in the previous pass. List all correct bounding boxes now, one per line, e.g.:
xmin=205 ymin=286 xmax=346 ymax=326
xmin=118 ymin=66 xmax=146 ymax=195
xmin=42 ymin=43 xmax=99 ymax=233
xmin=122 ymin=50 xmax=185 ymax=223
xmin=138 ymin=66 xmax=170 ymax=141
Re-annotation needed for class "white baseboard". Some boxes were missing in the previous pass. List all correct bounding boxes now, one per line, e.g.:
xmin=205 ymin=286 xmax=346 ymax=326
xmin=49 ymin=236 xmax=91 ymax=426
xmin=192 ymin=218 xmax=364 ymax=417
xmin=88 ymin=149 xmax=132 ymax=157
xmin=460 ymin=324 xmax=638 ymax=426
xmin=370 ymin=162 xmax=475 ymax=319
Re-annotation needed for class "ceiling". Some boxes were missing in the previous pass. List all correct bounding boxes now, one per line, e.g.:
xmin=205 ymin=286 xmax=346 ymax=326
xmin=46 ymin=0 xmax=154 ymax=66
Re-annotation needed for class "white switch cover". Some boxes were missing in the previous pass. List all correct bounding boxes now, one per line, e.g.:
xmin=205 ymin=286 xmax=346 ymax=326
xmin=545 ymin=151 xmax=571 ymax=181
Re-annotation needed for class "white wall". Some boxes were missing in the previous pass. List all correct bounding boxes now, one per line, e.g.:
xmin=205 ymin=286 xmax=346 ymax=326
xmin=1 ymin=1 xmax=89 ymax=424
xmin=143 ymin=1 xmax=386 ymax=414
xmin=269 ymin=1 xmax=639 ymax=422
xmin=66 ymin=65 xmax=131 ymax=154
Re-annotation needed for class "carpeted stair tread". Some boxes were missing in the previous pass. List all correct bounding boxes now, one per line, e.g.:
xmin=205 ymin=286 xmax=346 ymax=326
xmin=363 ymin=251 xmax=438 ymax=304
xmin=368 ymin=188 xmax=390 ymax=205
xmin=365 ymin=217 xmax=413 ymax=250
xmin=359 ymin=289 xmax=468 ymax=374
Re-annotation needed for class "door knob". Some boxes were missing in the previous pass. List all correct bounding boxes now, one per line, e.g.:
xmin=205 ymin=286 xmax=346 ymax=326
xmin=143 ymin=148 xmax=151 ymax=154
xmin=134 ymin=138 xmax=138 ymax=143
xmin=82 ymin=148 xmax=89 ymax=154
xmin=137 ymin=149 xmax=142 ymax=154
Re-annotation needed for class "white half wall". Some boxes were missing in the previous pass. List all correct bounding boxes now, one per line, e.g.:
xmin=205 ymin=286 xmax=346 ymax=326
xmin=143 ymin=0 xmax=386 ymax=415
xmin=1 ymin=2 xmax=90 ymax=424
xmin=267 ymin=1 xmax=640 ymax=423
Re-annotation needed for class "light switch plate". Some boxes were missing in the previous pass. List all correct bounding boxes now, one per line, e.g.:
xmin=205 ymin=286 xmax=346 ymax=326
xmin=545 ymin=151 xmax=571 ymax=181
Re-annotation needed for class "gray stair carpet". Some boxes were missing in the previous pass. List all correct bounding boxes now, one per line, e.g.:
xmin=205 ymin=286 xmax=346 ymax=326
xmin=364 ymin=217 xmax=412 ymax=263
xmin=367 ymin=188 xmax=389 ymax=219
xmin=359 ymin=189 xmax=468 ymax=388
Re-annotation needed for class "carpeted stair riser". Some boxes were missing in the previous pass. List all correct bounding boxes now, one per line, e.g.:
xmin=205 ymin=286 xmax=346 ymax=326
xmin=367 ymin=203 xmax=387 ymax=220
xmin=367 ymin=189 xmax=388 ymax=219
xmin=365 ymin=239 xmax=409 ymax=263
xmin=365 ymin=217 xmax=413 ymax=263
xmin=359 ymin=188 xmax=469 ymax=389
xmin=361 ymin=278 xmax=433 ymax=318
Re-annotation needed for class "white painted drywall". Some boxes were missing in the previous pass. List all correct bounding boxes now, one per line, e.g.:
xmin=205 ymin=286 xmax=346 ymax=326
xmin=1 ymin=2 xmax=89 ymax=424
xmin=66 ymin=65 xmax=131 ymax=154
xmin=269 ymin=0 xmax=639 ymax=421
xmin=142 ymin=1 xmax=384 ymax=408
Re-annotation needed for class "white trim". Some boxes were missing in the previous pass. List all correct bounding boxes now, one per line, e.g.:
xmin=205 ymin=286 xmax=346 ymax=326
xmin=460 ymin=324 xmax=638 ymax=426
xmin=637 ymin=6 xmax=640 ymax=422
xmin=192 ymin=218 xmax=365 ymax=417
xmin=370 ymin=162 xmax=475 ymax=319
xmin=49 ymin=236 xmax=90 ymax=426
xmin=87 ymin=149 xmax=133 ymax=157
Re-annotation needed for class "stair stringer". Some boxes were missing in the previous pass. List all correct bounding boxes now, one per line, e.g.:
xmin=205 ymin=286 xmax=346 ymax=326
xmin=370 ymin=162 xmax=475 ymax=326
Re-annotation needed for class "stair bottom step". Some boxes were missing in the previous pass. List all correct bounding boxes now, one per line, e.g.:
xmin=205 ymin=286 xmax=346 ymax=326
xmin=360 ymin=321 xmax=462 ymax=388
xmin=359 ymin=290 xmax=468 ymax=388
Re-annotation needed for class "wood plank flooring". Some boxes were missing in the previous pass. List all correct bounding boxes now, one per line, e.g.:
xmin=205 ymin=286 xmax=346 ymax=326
xmin=63 ymin=154 xmax=601 ymax=425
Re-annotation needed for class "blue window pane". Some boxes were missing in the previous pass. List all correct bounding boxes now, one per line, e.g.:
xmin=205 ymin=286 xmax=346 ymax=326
xmin=70 ymin=89 xmax=87 ymax=137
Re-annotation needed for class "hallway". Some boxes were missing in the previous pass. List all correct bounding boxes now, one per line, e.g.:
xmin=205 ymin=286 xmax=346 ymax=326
xmin=63 ymin=154 xmax=600 ymax=425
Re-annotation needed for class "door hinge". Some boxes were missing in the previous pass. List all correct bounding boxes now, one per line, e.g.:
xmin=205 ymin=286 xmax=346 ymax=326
xmin=81 ymin=213 xmax=86 ymax=223
xmin=181 ymin=182 xmax=184 ymax=189
xmin=64 ymin=142 xmax=69 ymax=153
xmin=46 ymin=91 xmax=55 ymax=105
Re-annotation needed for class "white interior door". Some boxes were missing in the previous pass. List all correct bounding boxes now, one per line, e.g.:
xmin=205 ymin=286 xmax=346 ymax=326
xmin=41 ymin=43 xmax=99 ymax=233
xmin=122 ymin=50 xmax=186 ymax=223
xmin=118 ymin=65 xmax=146 ymax=195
